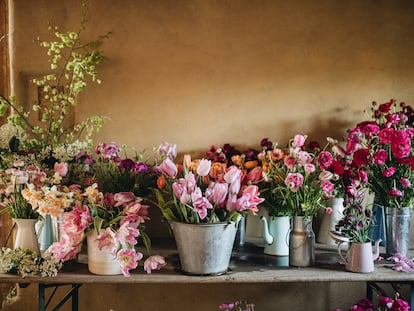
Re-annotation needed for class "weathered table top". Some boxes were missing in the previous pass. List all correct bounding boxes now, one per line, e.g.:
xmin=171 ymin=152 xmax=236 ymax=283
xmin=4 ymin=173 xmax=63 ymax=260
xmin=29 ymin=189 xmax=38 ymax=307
xmin=0 ymin=241 xmax=413 ymax=285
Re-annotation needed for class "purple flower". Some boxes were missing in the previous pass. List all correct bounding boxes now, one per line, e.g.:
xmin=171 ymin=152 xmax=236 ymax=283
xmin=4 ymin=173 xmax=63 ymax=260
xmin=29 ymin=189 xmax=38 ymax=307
xmin=133 ymin=162 xmax=149 ymax=174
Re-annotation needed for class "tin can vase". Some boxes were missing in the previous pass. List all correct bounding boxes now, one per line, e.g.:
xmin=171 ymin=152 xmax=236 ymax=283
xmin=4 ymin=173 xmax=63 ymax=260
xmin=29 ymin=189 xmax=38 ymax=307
xmin=170 ymin=221 xmax=237 ymax=275
xmin=317 ymin=197 xmax=344 ymax=245
xmin=289 ymin=216 xmax=315 ymax=267
xmin=384 ymin=206 xmax=412 ymax=257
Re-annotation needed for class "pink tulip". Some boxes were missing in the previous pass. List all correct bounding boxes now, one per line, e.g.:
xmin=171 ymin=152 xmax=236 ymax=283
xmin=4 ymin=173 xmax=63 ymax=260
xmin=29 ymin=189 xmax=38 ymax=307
xmin=117 ymin=249 xmax=142 ymax=277
xmin=116 ymin=222 xmax=140 ymax=245
xmin=143 ymin=255 xmax=167 ymax=274
xmin=157 ymin=141 xmax=177 ymax=160
xmin=207 ymin=182 xmax=228 ymax=205
xmin=114 ymin=192 xmax=136 ymax=206
xmin=159 ymin=158 xmax=178 ymax=178
xmin=245 ymin=167 xmax=263 ymax=184
xmin=196 ymin=159 xmax=211 ymax=177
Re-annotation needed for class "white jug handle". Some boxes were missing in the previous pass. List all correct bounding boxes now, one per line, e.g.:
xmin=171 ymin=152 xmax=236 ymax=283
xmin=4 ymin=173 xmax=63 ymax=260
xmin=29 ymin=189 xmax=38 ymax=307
xmin=337 ymin=243 xmax=346 ymax=264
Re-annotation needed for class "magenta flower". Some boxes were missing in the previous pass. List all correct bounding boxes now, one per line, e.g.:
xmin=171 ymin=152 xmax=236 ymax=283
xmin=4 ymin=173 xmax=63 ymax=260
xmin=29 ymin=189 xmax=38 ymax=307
xmin=392 ymin=141 xmax=411 ymax=159
xmin=373 ymin=149 xmax=388 ymax=164
xmin=143 ymin=255 xmax=167 ymax=274
xmin=117 ymin=249 xmax=142 ymax=277
xmin=284 ymin=156 xmax=296 ymax=169
xmin=388 ymin=189 xmax=403 ymax=197
xmin=379 ymin=297 xmax=393 ymax=309
xmin=352 ymin=148 xmax=370 ymax=167
xmin=391 ymin=299 xmax=411 ymax=311
xmin=382 ymin=167 xmax=397 ymax=177
xmin=284 ymin=173 xmax=304 ymax=192
xmin=101 ymin=141 xmax=119 ymax=158
xmin=318 ymin=151 xmax=333 ymax=169
xmin=400 ymin=178 xmax=411 ymax=187
xmin=46 ymin=234 xmax=82 ymax=261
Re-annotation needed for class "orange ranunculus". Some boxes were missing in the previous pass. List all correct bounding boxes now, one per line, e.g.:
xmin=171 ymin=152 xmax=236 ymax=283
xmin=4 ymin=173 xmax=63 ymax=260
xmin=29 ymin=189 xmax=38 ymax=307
xmin=262 ymin=162 xmax=269 ymax=173
xmin=244 ymin=160 xmax=258 ymax=170
xmin=157 ymin=175 xmax=166 ymax=189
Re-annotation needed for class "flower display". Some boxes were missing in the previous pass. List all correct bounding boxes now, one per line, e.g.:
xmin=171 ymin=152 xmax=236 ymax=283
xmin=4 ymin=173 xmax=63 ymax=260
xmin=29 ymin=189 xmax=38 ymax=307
xmin=154 ymin=142 xmax=264 ymax=224
xmin=346 ymin=100 xmax=414 ymax=208
xmin=332 ymin=295 xmax=410 ymax=311
xmin=219 ymin=299 xmax=255 ymax=311
xmin=257 ymin=135 xmax=338 ymax=217
xmin=45 ymin=142 xmax=164 ymax=276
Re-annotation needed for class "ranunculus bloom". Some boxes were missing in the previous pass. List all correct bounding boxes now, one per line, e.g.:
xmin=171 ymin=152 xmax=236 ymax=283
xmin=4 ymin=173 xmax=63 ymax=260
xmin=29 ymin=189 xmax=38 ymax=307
xmin=379 ymin=297 xmax=393 ymax=309
xmin=382 ymin=167 xmax=397 ymax=178
xmin=159 ymin=158 xmax=178 ymax=178
xmin=392 ymin=141 xmax=411 ymax=159
xmin=352 ymin=149 xmax=370 ymax=167
xmin=304 ymin=163 xmax=316 ymax=173
xmin=325 ymin=207 xmax=333 ymax=214
xmin=284 ymin=156 xmax=296 ymax=169
xmin=318 ymin=151 xmax=333 ymax=169
xmin=373 ymin=149 xmax=388 ymax=164
xmin=391 ymin=298 xmax=411 ymax=311
xmin=101 ymin=142 xmax=119 ymax=158
xmin=379 ymin=128 xmax=395 ymax=144
xmin=297 ymin=151 xmax=312 ymax=165
xmin=143 ymin=255 xmax=167 ymax=274
xmin=284 ymin=173 xmax=303 ymax=192
xmin=196 ymin=159 xmax=212 ymax=177
xmin=321 ymin=180 xmax=334 ymax=194
xmin=400 ymin=177 xmax=411 ymax=188
xmin=389 ymin=189 xmax=403 ymax=197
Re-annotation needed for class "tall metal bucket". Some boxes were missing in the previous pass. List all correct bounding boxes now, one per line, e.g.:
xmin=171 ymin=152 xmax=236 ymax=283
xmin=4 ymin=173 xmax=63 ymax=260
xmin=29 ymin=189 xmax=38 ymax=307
xmin=170 ymin=221 xmax=237 ymax=275
xmin=384 ymin=206 xmax=412 ymax=256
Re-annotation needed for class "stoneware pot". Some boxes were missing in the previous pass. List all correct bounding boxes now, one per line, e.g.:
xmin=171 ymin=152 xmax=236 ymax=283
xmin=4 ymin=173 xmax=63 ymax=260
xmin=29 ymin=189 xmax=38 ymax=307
xmin=87 ymin=230 xmax=122 ymax=275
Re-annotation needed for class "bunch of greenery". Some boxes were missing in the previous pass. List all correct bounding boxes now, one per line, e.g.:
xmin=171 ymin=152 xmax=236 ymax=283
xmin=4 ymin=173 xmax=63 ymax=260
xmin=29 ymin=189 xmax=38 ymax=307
xmin=0 ymin=7 xmax=108 ymax=167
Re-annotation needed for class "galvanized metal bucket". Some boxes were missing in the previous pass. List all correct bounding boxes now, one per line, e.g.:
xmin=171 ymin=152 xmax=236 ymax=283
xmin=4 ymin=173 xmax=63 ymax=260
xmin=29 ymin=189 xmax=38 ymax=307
xmin=170 ymin=221 xmax=237 ymax=275
xmin=384 ymin=206 xmax=412 ymax=256
xmin=289 ymin=216 xmax=315 ymax=267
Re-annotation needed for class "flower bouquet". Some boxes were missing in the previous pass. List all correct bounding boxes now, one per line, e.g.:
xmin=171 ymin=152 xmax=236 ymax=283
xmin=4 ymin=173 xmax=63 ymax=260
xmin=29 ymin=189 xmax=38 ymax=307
xmin=343 ymin=99 xmax=414 ymax=256
xmin=154 ymin=141 xmax=264 ymax=274
xmin=45 ymin=142 xmax=165 ymax=276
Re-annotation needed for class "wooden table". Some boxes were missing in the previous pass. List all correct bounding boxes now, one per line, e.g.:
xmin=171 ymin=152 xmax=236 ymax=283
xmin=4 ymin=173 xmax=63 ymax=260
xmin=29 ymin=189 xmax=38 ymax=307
xmin=1 ymin=242 xmax=413 ymax=310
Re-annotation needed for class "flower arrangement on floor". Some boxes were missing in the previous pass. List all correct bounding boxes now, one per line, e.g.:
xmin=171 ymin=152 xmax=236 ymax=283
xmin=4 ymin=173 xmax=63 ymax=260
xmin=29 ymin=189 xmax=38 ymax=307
xmin=219 ymin=299 xmax=255 ymax=311
xmin=257 ymin=134 xmax=338 ymax=217
xmin=332 ymin=295 xmax=410 ymax=311
xmin=154 ymin=142 xmax=264 ymax=224
xmin=346 ymin=99 xmax=414 ymax=208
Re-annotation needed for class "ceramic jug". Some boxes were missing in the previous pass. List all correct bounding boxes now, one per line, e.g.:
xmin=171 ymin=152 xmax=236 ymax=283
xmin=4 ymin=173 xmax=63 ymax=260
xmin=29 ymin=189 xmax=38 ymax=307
xmin=338 ymin=240 xmax=381 ymax=273
xmin=260 ymin=216 xmax=290 ymax=256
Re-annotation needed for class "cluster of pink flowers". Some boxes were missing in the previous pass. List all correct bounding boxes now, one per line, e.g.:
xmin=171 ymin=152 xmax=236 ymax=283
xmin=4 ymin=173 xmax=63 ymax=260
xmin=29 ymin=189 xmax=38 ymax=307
xmin=47 ymin=183 xmax=166 ymax=276
xmin=346 ymin=100 xmax=414 ymax=208
xmin=333 ymin=296 xmax=410 ymax=311
xmin=156 ymin=142 xmax=264 ymax=223
xmin=258 ymin=134 xmax=339 ymax=217
xmin=387 ymin=253 xmax=414 ymax=273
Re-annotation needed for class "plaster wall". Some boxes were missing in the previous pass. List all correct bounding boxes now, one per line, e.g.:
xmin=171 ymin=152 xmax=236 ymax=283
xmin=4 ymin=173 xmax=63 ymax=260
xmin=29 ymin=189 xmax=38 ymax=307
xmin=5 ymin=0 xmax=414 ymax=310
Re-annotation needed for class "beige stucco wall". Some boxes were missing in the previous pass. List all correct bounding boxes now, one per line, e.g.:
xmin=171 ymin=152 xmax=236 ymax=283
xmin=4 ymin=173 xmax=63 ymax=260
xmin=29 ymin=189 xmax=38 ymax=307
xmin=5 ymin=0 xmax=414 ymax=310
